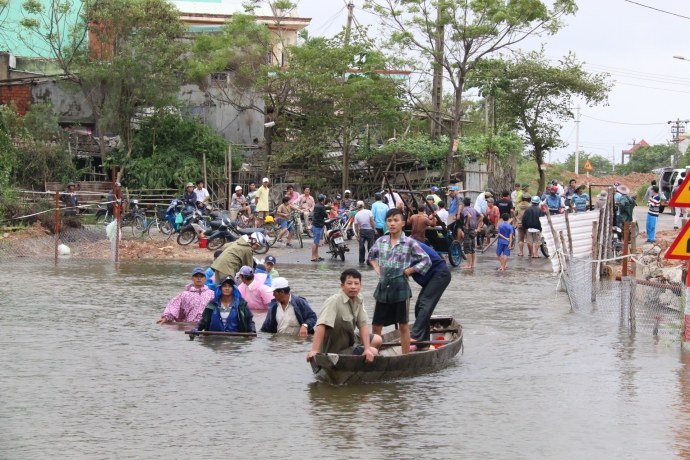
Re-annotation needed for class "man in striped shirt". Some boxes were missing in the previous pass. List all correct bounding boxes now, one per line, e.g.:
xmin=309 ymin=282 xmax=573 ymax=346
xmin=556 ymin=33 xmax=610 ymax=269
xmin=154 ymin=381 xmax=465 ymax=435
xmin=646 ymin=186 xmax=661 ymax=243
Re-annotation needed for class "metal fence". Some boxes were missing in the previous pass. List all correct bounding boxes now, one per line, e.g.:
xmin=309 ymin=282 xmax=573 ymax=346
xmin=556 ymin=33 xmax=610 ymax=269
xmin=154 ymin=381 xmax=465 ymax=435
xmin=562 ymin=254 xmax=685 ymax=342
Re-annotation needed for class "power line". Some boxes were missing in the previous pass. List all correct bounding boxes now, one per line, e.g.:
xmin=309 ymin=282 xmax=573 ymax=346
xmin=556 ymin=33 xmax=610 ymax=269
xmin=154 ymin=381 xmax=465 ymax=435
xmin=580 ymin=114 xmax=667 ymax=126
xmin=614 ymin=81 xmax=690 ymax=94
xmin=624 ymin=0 xmax=690 ymax=21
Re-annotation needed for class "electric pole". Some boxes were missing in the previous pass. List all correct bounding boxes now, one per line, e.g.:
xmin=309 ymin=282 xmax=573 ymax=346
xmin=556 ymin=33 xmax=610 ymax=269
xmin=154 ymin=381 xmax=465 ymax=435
xmin=669 ymin=119 xmax=690 ymax=168
xmin=430 ymin=5 xmax=444 ymax=140
xmin=344 ymin=2 xmax=354 ymax=46
xmin=574 ymin=105 xmax=581 ymax=174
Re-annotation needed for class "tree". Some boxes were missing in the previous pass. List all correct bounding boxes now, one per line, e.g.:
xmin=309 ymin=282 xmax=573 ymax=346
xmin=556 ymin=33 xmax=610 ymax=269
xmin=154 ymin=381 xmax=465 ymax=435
xmin=473 ymin=51 xmax=611 ymax=191
xmin=363 ymin=0 xmax=577 ymax=184
xmin=617 ymin=144 xmax=673 ymax=175
xmin=17 ymin=0 xmax=187 ymax=179
xmin=562 ymin=152 xmax=612 ymax=174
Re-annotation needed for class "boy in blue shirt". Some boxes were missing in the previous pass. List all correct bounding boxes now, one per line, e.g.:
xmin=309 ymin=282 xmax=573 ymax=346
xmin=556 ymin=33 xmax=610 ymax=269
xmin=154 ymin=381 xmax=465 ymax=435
xmin=496 ymin=213 xmax=514 ymax=271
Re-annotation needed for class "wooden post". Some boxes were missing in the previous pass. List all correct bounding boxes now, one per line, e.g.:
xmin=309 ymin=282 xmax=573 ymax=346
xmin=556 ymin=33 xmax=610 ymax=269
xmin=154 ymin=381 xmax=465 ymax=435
xmin=54 ymin=190 xmax=60 ymax=266
xmin=622 ymin=221 xmax=630 ymax=277
xmin=112 ymin=165 xmax=120 ymax=263
xmin=545 ymin=211 xmax=562 ymax=271
xmin=227 ymin=144 xmax=232 ymax=210
xmin=564 ymin=209 xmax=574 ymax=254
xmin=592 ymin=220 xmax=598 ymax=301
xmin=631 ymin=221 xmax=638 ymax=277
xmin=202 ymin=151 xmax=207 ymax=192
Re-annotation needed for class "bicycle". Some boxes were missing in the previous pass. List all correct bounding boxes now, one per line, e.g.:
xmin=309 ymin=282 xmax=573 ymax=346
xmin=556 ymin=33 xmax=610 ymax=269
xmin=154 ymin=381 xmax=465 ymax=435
xmin=146 ymin=206 xmax=174 ymax=241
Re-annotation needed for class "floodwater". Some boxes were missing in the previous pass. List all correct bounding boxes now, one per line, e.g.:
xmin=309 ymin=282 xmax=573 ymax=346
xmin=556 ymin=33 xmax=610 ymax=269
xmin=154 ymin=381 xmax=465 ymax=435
xmin=2 ymin=257 xmax=690 ymax=459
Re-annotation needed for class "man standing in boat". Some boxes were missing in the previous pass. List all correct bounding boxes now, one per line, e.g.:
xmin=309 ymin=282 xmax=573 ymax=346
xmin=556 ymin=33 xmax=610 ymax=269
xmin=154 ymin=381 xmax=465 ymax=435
xmin=367 ymin=208 xmax=432 ymax=355
xmin=408 ymin=242 xmax=451 ymax=349
xmin=307 ymin=269 xmax=383 ymax=362
xmin=261 ymin=277 xmax=317 ymax=335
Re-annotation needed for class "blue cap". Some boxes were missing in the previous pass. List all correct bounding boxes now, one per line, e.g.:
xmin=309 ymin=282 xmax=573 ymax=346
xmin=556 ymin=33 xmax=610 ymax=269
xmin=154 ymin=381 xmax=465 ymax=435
xmin=449 ymin=186 xmax=458 ymax=191
xmin=431 ymin=186 xmax=440 ymax=192
xmin=265 ymin=255 xmax=276 ymax=264
xmin=191 ymin=267 xmax=206 ymax=276
xmin=531 ymin=196 xmax=541 ymax=204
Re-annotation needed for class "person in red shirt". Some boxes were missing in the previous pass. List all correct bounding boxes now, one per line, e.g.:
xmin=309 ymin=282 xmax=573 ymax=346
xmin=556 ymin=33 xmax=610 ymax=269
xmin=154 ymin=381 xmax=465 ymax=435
xmin=407 ymin=206 xmax=435 ymax=243
xmin=482 ymin=198 xmax=500 ymax=247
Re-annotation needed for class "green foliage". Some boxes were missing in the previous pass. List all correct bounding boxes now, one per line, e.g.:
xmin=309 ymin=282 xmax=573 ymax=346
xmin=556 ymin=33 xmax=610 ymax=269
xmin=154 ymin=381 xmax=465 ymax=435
xmin=472 ymin=51 xmax=612 ymax=191
xmin=107 ymin=114 xmax=232 ymax=190
xmin=616 ymin=144 xmax=673 ymax=175
xmin=364 ymin=0 xmax=578 ymax=181
xmin=561 ymin=152 xmax=612 ymax=173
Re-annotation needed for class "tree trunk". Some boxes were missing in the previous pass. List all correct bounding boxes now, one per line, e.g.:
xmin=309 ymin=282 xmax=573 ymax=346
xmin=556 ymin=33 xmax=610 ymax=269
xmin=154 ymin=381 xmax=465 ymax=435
xmin=443 ymin=77 xmax=465 ymax=185
xmin=534 ymin=149 xmax=545 ymax=193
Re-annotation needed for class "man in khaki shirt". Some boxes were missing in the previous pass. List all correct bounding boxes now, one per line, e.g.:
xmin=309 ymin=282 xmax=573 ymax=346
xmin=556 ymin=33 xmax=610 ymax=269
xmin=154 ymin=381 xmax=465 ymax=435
xmin=307 ymin=269 xmax=383 ymax=362
xmin=255 ymin=177 xmax=270 ymax=225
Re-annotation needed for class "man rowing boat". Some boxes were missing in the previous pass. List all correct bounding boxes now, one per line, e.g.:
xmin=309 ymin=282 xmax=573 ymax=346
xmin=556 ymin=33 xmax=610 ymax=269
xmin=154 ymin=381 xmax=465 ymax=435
xmin=307 ymin=269 xmax=383 ymax=363
xmin=156 ymin=267 xmax=215 ymax=324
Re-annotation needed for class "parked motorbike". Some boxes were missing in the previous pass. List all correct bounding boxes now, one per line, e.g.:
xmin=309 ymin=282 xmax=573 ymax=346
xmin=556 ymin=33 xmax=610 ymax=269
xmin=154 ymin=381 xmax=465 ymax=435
xmin=177 ymin=209 xmax=212 ymax=245
xmin=323 ymin=218 xmax=349 ymax=261
xmin=337 ymin=209 xmax=356 ymax=240
xmin=205 ymin=215 xmax=241 ymax=251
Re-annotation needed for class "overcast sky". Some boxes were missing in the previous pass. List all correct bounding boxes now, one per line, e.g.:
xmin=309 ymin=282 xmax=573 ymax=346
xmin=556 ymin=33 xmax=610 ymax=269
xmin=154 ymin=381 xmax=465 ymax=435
xmin=295 ymin=0 xmax=690 ymax=166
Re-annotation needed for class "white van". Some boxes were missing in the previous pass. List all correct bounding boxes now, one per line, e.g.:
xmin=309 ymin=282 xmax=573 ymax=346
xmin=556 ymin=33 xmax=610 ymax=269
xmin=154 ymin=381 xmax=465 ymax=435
xmin=659 ymin=167 xmax=690 ymax=213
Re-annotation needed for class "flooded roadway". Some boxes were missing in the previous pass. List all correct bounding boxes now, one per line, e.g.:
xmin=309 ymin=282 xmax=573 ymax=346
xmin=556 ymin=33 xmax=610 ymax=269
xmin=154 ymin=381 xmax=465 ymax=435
xmin=2 ymin=256 xmax=690 ymax=459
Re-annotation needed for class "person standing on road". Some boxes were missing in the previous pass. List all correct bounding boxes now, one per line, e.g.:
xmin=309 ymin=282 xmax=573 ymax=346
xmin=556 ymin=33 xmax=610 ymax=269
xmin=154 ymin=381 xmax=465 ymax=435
xmin=447 ymin=186 xmax=462 ymax=227
xmin=367 ymin=208 xmax=432 ymax=355
xmin=408 ymin=205 xmax=435 ymax=243
xmin=496 ymin=213 xmax=514 ymax=271
xmin=482 ymin=198 xmax=500 ymax=247
xmin=408 ymin=242 xmax=451 ymax=349
xmin=514 ymin=193 xmax=531 ymax=257
xmin=496 ymin=191 xmax=514 ymax=221
xmin=255 ymin=177 xmax=270 ymax=226
xmin=461 ymin=197 xmax=481 ymax=269
xmin=247 ymin=181 xmax=258 ymax=216
xmin=515 ymin=183 xmax=529 ymax=206
xmin=511 ymin=183 xmax=520 ymax=205
xmin=354 ymin=201 xmax=376 ymax=264
xmin=436 ymin=201 xmax=449 ymax=225
xmin=371 ymin=192 xmax=388 ymax=238
xmin=643 ymin=180 xmax=656 ymax=203
xmin=522 ymin=196 xmax=544 ymax=258
xmin=311 ymin=194 xmax=330 ymax=262
xmin=617 ymin=185 xmax=635 ymax=224
xmin=647 ymin=186 xmax=661 ymax=243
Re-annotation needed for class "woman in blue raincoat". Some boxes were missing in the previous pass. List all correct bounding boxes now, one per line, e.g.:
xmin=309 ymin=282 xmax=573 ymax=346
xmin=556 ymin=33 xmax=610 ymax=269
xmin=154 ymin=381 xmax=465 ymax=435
xmin=194 ymin=276 xmax=255 ymax=333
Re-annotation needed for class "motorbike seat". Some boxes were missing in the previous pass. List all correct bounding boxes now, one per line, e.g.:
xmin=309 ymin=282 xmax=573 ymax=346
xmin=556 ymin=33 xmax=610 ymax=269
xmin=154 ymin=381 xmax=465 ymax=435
xmin=237 ymin=228 xmax=265 ymax=235
xmin=182 ymin=209 xmax=193 ymax=216
xmin=209 ymin=220 xmax=223 ymax=230
xmin=209 ymin=211 xmax=220 ymax=219
xmin=324 ymin=218 xmax=337 ymax=225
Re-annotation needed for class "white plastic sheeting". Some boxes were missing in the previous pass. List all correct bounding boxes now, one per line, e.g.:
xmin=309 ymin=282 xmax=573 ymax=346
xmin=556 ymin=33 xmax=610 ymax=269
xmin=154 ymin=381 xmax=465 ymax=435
xmin=540 ymin=212 xmax=601 ymax=273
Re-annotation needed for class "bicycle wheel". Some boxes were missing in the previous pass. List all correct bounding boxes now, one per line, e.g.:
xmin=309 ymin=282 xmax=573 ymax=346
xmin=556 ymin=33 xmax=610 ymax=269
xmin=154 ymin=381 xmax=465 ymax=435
xmin=132 ymin=215 xmax=146 ymax=238
xmin=177 ymin=226 xmax=197 ymax=245
xmin=295 ymin=222 xmax=303 ymax=248
xmin=262 ymin=223 xmax=278 ymax=246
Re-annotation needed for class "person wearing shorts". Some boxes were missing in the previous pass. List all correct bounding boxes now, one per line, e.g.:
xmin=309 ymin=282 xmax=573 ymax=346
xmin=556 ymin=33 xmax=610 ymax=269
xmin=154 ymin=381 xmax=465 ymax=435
xmin=496 ymin=213 xmax=514 ymax=271
xmin=521 ymin=195 xmax=544 ymax=259
xmin=310 ymin=194 xmax=330 ymax=262
xmin=461 ymin=197 xmax=482 ymax=269
xmin=255 ymin=177 xmax=270 ymax=225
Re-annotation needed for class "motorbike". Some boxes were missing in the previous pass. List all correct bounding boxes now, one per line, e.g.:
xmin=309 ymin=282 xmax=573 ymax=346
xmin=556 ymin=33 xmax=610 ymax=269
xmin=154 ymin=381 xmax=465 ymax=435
xmin=205 ymin=215 xmax=242 ymax=251
xmin=323 ymin=218 xmax=349 ymax=261
xmin=337 ymin=208 xmax=356 ymax=240
xmin=176 ymin=209 xmax=212 ymax=245
xmin=612 ymin=225 xmax=624 ymax=257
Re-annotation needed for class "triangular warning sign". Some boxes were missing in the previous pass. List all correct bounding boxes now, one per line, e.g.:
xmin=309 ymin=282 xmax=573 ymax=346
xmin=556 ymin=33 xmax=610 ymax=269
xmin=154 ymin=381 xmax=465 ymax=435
xmin=583 ymin=160 xmax=594 ymax=171
xmin=669 ymin=172 xmax=690 ymax=207
xmin=665 ymin=221 xmax=690 ymax=260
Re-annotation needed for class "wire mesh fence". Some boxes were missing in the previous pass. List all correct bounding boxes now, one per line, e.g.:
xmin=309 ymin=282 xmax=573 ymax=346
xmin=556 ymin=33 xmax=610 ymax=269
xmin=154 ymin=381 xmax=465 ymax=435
xmin=562 ymin=254 xmax=685 ymax=342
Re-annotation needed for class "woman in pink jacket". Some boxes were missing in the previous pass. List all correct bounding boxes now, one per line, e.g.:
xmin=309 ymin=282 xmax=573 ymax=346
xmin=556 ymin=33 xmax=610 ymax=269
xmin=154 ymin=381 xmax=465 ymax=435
xmin=156 ymin=267 xmax=215 ymax=323
xmin=236 ymin=266 xmax=273 ymax=310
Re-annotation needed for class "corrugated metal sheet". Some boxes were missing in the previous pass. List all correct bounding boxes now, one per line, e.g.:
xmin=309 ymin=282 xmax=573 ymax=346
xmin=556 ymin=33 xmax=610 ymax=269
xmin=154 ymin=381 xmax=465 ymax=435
xmin=464 ymin=162 xmax=487 ymax=203
xmin=540 ymin=212 xmax=601 ymax=273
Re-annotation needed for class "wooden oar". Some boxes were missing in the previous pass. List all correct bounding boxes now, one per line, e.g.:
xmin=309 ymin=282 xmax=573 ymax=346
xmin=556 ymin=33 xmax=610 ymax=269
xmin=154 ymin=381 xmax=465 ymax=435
xmin=380 ymin=340 xmax=453 ymax=349
xmin=185 ymin=331 xmax=257 ymax=341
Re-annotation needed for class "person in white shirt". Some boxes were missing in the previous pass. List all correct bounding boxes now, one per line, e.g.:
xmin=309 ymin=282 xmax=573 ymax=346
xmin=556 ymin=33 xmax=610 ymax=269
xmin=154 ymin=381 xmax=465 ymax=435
xmin=260 ymin=277 xmax=317 ymax=335
xmin=436 ymin=201 xmax=449 ymax=225
xmin=229 ymin=186 xmax=250 ymax=221
xmin=353 ymin=201 xmax=376 ymax=264
xmin=383 ymin=190 xmax=403 ymax=210
xmin=195 ymin=179 xmax=210 ymax=211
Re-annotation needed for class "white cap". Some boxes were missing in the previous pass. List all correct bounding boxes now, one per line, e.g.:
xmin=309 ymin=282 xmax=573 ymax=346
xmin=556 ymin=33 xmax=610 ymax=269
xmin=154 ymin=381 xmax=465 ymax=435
xmin=266 ymin=277 xmax=289 ymax=291
xmin=235 ymin=185 xmax=242 ymax=191
xmin=357 ymin=200 xmax=364 ymax=207
xmin=344 ymin=189 xmax=351 ymax=194
xmin=262 ymin=177 xmax=269 ymax=183
xmin=186 ymin=182 xmax=194 ymax=187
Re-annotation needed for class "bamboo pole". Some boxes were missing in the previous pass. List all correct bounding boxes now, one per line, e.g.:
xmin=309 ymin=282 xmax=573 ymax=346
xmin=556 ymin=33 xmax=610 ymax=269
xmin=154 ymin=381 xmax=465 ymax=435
xmin=227 ymin=144 xmax=232 ymax=210
xmin=54 ymin=190 xmax=59 ymax=267
xmin=564 ymin=209 xmax=574 ymax=254
xmin=631 ymin=221 xmax=638 ymax=278
xmin=592 ymin=220 xmax=598 ymax=302
xmin=622 ymin=221 xmax=630 ymax=277
xmin=202 ymin=151 xmax=208 ymax=192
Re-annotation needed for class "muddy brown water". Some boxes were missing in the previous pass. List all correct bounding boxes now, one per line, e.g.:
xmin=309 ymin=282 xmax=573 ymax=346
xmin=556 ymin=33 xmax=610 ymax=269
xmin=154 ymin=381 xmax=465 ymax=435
xmin=2 ymin=257 xmax=690 ymax=459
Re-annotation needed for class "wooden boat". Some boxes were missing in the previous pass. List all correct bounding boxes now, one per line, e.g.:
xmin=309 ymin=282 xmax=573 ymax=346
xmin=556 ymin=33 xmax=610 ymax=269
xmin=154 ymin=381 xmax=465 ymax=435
xmin=185 ymin=330 xmax=257 ymax=340
xmin=309 ymin=316 xmax=463 ymax=385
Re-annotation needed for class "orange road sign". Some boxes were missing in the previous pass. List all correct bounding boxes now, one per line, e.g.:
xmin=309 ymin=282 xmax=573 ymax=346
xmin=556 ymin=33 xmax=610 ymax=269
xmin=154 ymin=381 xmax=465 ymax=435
xmin=669 ymin=173 xmax=690 ymax=207
xmin=583 ymin=160 xmax=594 ymax=171
xmin=665 ymin=221 xmax=690 ymax=260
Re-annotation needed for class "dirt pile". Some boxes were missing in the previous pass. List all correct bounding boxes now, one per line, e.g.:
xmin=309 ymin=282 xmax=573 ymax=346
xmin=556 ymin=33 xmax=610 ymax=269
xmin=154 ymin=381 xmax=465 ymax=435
xmin=563 ymin=172 xmax=656 ymax=191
